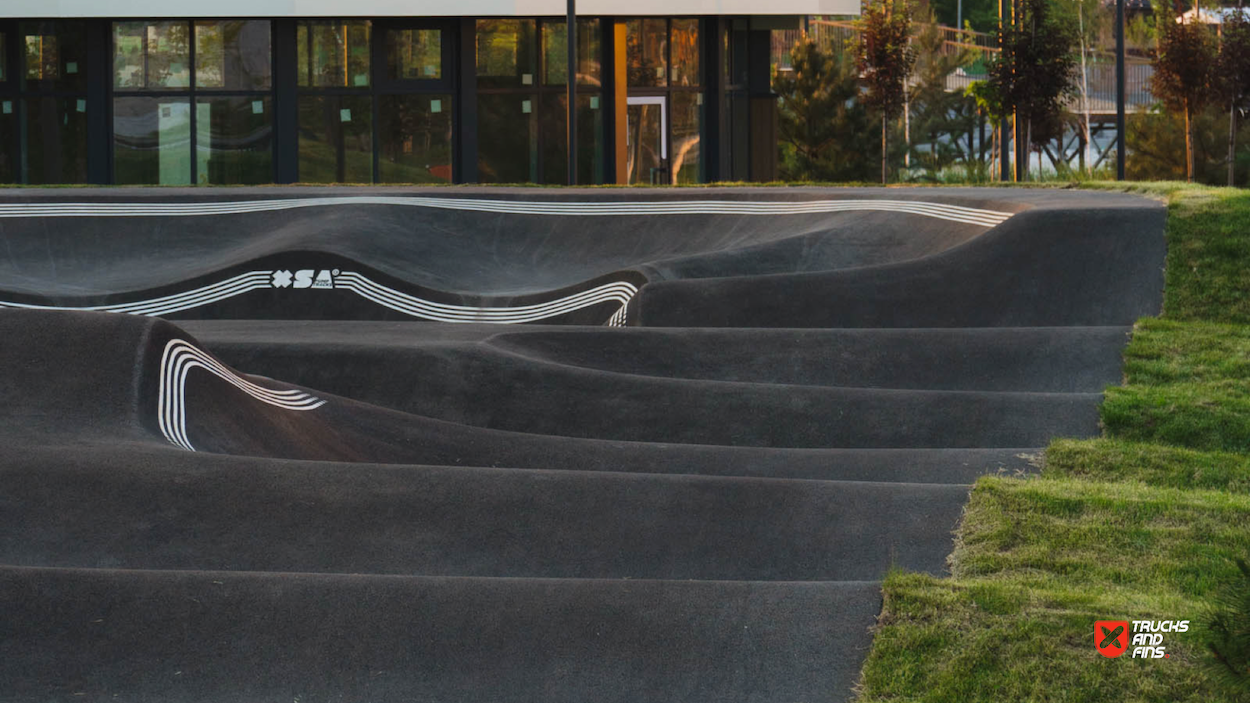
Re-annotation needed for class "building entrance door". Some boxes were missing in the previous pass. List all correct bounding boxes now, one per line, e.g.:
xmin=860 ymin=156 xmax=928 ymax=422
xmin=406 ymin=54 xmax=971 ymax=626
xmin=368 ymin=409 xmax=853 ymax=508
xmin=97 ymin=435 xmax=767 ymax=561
xmin=625 ymin=96 xmax=667 ymax=184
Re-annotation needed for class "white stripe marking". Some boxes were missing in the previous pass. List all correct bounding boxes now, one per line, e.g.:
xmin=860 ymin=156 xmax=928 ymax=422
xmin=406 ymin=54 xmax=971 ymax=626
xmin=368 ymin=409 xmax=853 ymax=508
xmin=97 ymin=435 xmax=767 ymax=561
xmin=0 ymin=271 xmax=636 ymax=325
xmin=0 ymin=197 xmax=1015 ymax=226
xmin=157 ymin=339 xmax=325 ymax=452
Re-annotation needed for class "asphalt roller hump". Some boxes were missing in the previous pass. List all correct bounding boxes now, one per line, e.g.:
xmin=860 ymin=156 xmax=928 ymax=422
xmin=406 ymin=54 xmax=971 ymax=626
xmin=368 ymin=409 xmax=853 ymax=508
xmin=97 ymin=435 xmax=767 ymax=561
xmin=0 ymin=187 xmax=1165 ymax=702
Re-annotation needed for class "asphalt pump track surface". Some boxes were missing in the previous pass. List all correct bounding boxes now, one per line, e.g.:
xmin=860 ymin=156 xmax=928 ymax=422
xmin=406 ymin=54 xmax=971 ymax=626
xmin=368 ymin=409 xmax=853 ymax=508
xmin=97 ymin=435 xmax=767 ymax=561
xmin=0 ymin=187 xmax=1165 ymax=702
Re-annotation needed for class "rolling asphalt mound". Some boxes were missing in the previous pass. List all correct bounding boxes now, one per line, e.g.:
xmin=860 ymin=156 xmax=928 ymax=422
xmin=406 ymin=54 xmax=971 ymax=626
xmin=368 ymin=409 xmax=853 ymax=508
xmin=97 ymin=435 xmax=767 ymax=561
xmin=0 ymin=187 xmax=1165 ymax=702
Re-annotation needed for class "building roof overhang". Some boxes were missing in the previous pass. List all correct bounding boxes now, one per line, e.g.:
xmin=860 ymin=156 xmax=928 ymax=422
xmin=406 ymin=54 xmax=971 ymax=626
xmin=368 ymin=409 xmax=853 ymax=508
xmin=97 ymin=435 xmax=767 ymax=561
xmin=0 ymin=0 xmax=858 ymax=19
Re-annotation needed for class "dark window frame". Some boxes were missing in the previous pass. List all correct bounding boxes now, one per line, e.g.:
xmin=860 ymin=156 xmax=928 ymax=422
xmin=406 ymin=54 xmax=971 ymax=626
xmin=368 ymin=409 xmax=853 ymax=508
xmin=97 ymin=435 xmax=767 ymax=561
xmin=474 ymin=16 xmax=604 ymax=185
xmin=295 ymin=17 xmax=457 ymax=184
xmin=109 ymin=18 xmax=277 ymax=185
xmin=623 ymin=16 xmax=704 ymax=184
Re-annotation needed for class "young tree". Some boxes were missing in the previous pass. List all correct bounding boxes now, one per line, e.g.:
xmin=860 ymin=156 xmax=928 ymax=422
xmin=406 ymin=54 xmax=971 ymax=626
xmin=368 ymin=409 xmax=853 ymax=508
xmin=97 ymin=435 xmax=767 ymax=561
xmin=859 ymin=0 xmax=917 ymax=184
xmin=1151 ymin=0 xmax=1218 ymax=182
xmin=1217 ymin=8 xmax=1250 ymax=187
xmin=774 ymin=39 xmax=876 ymax=181
xmin=907 ymin=11 xmax=980 ymax=176
xmin=987 ymin=0 xmax=1077 ymax=180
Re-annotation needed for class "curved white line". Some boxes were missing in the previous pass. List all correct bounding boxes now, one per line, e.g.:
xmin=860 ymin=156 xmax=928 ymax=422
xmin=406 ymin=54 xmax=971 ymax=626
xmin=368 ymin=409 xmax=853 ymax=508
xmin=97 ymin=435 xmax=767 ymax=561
xmin=0 ymin=270 xmax=637 ymax=325
xmin=0 ymin=197 xmax=1015 ymax=226
xmin=157 ymin=339 xmax=325 ymax=451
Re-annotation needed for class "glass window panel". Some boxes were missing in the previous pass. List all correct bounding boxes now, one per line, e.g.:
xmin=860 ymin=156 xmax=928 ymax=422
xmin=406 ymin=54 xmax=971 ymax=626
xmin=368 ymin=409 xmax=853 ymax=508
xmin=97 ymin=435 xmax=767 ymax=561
xmin=23 ymin=22 xmax=87 ymax=92
xmin=113 ymin=97 xmax=192 ymax=185
xmin=671 ymin=91 xmax=702 ymax=184
xmin=195 ymin=21 xmax=272 ymax=90
xmin=670 ymin=19 xmax=700 ymax=87
xmin=297 ymin=21 xmax=371 ymax=88
xmin=476 ymin=19 xmax=537 ymax=89
xmin=542 ymin=19 xmax=601 ymax=87
xmin=477 ymin=93 xmax=537 ymax=183
xmin=0 ymin=34 xmax=7 ymax=82
xmin=113 ymin=22 xmax=191 ymax=90
xmin=0 ymin=105 xmax=17 ymax=183
xmin=196 ymin=96 xmax=273 ymax=185
xmin=540 ymin=94 xmax=603 ymax=185
xmin=626 ymin=101 xmax=664 ymax=185
xmin=626 ymin=19 xmax=667 ymax=88
xmin=379 ymin=94 xmax=453 ymax=183
xmin=24 ymin=97 xmax=88 ymax=185
xmin=298 ymin=95 xmax=372 ymax=183
xmin=387 ymin=29 xmax=441 ymax=81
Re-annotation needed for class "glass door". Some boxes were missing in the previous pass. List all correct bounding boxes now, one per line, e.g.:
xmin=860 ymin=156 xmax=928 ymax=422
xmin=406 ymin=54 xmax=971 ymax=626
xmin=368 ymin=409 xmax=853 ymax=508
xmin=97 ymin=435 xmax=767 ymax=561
xmin=625 ymin=95 xmax=666 ymax=184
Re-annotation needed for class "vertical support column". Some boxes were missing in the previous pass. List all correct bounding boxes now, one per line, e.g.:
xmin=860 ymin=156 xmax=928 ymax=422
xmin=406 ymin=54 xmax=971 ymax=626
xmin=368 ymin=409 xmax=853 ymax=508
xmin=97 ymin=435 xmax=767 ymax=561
xmin=611 ymin=20 xmax=628 ymax=185
xmin=566 ymin=1 xmax=578 ymax=185
xmin=746 ymin=27 xmax=777 ymax=182
xmin=86 ymin=19 xmax=111 ymax=184
xmin=701 ymin=17 xmax=725 ymax=183
xmin=998 ymin=0 xmax=1011 ymax=181
xmin=273 ymin=20 xmax=298 ymax=184
xmin=600 ymin=16 xmax=617 ymax=183
xmin=457 ymin=18 xmax=479 ymax=183
xmin=1115 ymin=0 xmax=1126 ymax=180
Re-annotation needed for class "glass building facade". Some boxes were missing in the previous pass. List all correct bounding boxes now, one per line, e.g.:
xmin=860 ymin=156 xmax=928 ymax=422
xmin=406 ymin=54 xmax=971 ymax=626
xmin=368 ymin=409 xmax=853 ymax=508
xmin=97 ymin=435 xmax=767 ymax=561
xmin=0 ymin=16 xmax=781 ymax=185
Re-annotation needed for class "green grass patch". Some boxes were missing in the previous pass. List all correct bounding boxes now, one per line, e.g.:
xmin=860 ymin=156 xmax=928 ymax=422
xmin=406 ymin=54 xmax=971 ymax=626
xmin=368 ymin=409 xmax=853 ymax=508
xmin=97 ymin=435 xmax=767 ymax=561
xmin=857 ymin=182 xmax=1250 ymax=702
xmin=858 ymin=477 xmax=1247 ymax=702
xmin=1046 ymin=438 xmax=1250 ymax=494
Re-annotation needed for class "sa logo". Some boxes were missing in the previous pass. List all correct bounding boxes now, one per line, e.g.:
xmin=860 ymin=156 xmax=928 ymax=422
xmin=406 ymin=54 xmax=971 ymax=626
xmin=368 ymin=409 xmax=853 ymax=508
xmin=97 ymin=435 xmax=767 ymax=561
xmin=1095 ymin=620 xmax=1130 ymax=658
xmin=271 ymin=269 xmax=337 ymax=290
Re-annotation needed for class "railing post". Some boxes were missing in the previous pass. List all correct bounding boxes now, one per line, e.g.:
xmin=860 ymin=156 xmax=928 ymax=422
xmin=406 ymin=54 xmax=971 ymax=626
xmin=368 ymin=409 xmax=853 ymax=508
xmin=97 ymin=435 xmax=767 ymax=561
xmin=1116 ymin=0 xmax=1126 ymax=180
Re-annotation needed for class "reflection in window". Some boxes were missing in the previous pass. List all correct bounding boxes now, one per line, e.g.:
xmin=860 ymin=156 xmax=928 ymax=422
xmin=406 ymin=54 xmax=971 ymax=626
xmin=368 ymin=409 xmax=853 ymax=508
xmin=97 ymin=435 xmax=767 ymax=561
xmin=24 ymin=35 xmax=58 ymax=81
xmin=476 ymin=20 xmax=537 ymax=89
xmin=0 ymin=105 xmax=17 ymax=183
xmin=114 ymin=22 xmax=191 ymax=89
xmin=542 ymin=20 xmax=601 ymax=87
xmin=626 ymin=19 xmax=667 ymax=88
xmin=387 ymin=29 xmax=441 ymax=81
xmin=297 ymin=21 xmax=371 ymax=88
xmin=298 ymin=95 xmax=372 ymax=182
xmin=379 ymin=94 xmax=453 ymax=183
xmin=540 ymin=94 xmax=603 ymax=185
xmin=671 ymin=91 xmax=702 ymax=184
xmin=195 ymin=21 xmax=272 ymax=90
xmin=477 ymin=93 xmax=537 ymax=183
xmin=113 ymin=98 xmax=192 ymax=185
xmin=22 ymin=22 xmax=87 ymax=92
xmin=24 ymin=97 xmax=88 ymax=184
xmin=196 ymin=96 xmax=273 ymax=184
xmin=670 ymin=19 xmax=700 ymax=87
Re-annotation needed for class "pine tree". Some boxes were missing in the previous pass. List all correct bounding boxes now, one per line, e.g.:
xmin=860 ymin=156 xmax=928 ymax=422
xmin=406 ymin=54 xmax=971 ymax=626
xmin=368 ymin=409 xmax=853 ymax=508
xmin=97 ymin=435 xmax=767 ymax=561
xmin=1205 ymin=558 xmax=1250 ymax=695
xmin=774 ymin=40 xmax=876 ymax=181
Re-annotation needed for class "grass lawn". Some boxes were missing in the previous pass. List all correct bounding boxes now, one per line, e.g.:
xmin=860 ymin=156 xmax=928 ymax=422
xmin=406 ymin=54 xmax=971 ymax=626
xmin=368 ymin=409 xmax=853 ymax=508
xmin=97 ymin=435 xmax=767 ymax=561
xmin=856 ymin=183 xmax=1250 ymax=702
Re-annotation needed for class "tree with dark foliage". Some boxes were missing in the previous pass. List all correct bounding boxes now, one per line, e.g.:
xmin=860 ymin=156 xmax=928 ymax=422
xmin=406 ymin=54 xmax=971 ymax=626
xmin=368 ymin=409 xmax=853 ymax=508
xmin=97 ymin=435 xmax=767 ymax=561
xmin=987 ymin=0 xmax=1077 ymax=180
xmin=859 ymin=0 xmax=918 ymax=184
xmin=1216 ymin=8 xmax=1250 ymax=187
xmin=775 ymin=39 xmax=876 ymax=182
xmin=1151 ymin=0 xmax=1218 ymax=182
